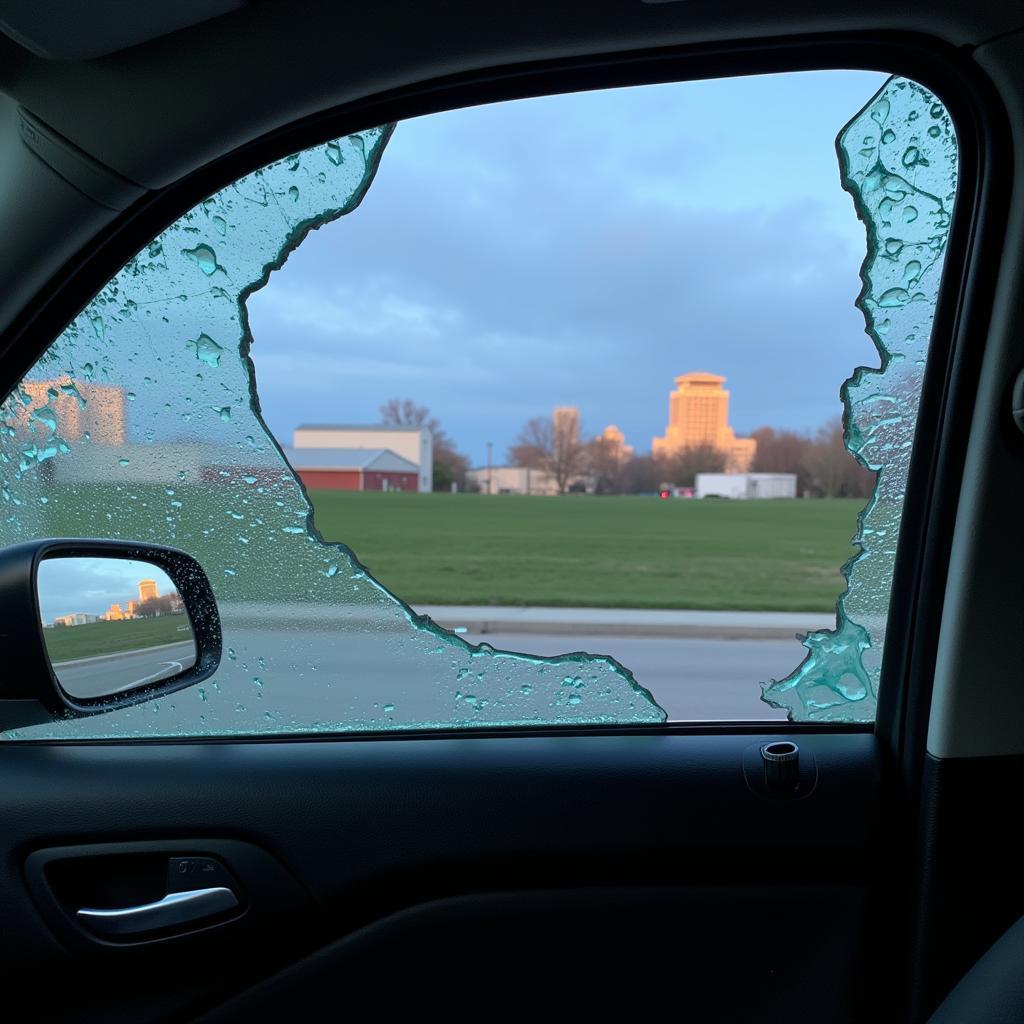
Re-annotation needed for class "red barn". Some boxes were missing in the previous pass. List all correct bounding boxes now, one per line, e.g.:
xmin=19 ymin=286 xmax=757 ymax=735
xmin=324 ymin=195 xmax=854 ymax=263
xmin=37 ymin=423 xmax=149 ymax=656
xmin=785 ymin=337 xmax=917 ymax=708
xmin=282 ymin=446 xmax=419 ymax=492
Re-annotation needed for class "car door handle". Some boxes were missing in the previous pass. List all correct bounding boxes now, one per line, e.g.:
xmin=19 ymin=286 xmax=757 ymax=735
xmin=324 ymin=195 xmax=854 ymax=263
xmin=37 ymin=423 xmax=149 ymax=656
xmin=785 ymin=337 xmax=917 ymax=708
xmin=76 ymin=886 xmax=239 ymax=938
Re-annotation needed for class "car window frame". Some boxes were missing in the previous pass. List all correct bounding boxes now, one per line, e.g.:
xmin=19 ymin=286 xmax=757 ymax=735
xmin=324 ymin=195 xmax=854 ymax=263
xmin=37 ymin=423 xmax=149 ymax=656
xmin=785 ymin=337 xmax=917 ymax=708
xmin=0 ymin=33 xmax=1008 ymax=760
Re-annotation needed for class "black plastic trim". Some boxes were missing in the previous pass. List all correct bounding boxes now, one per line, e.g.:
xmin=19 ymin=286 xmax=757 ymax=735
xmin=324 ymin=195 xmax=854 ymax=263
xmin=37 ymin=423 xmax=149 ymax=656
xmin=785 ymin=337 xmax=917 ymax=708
xmin=4 ymin=718 xmax=873 ymax=748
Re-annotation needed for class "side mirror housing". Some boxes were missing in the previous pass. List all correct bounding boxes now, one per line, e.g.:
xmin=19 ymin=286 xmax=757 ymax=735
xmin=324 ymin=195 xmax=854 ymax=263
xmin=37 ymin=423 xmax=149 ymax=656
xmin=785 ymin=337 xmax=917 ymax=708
xmin=0 ymin=539 xmax=220 ymax=729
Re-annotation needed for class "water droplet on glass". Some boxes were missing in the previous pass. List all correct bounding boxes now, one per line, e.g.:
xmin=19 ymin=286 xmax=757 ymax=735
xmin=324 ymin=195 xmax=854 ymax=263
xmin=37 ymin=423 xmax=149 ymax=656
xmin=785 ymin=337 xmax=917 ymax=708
xmin=287 ymin=186 xmax=299 ymax=202
xmin=118 ymin=457 xmax=130 ymax=466
xmin=881 ymin=129 xmax=896 ymax=144
xmin=212 ymin=215 xmax=227 ymax=235
xmin=902 ymin=259 xmax=922 ymax=286
xmin=186 ymin=333 xmax=224 ymax=367
xmin=383 ymin=703 xmax=395 ymax=713
xmin=928 ymin=125 xmax=941 ymax=138
xmin=325 ymin=141 xmax=343 ymax=165
xmin=878 ymin=287 xmax=910 ymax=307
xmin=182 ymin=243 xmax=219 ymax=275
xmin=227 ymin=648 xmax=236 ymax=660
xmin=903 ymin=205 xmax=919 ymax=223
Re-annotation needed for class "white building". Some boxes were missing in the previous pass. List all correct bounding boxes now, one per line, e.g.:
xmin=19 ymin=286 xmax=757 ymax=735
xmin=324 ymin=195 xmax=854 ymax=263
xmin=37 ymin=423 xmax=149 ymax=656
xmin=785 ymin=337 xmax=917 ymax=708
xmin=467 ymin=465 xmax=559 ymax=496
xmin=53 ymin=612 xmax=99 ymax=627
xmin=293 ymin=425 xmax=433 ymax=493
xmin=695 ymin=472 xmax=797 ymax=500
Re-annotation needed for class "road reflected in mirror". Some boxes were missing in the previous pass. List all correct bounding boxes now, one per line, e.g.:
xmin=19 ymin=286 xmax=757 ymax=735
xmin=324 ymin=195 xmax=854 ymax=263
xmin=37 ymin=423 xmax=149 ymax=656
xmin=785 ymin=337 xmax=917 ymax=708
xmin=37 ymin=556 xmax=196 ymax=699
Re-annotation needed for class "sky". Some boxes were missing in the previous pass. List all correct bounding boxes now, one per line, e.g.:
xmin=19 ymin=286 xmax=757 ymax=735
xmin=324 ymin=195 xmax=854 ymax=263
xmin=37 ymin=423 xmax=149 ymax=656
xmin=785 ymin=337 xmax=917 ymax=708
xmin=246 ymin=70 xmax=889 ymax=468
xmin=37 ymin=557 xmax=176 ymax=622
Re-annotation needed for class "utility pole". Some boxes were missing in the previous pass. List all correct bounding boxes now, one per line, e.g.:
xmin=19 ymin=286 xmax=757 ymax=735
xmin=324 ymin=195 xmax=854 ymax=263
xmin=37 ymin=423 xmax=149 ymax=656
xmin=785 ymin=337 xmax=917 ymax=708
xmin=486 ymin=441 xmax=493 ymax=495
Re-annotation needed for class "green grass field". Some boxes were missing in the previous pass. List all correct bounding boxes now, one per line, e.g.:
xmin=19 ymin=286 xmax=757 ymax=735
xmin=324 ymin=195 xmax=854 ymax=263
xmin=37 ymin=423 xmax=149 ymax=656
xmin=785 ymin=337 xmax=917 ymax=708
xmin=42 ymin=613 xmax=193 ymax=664
xmin=308 ymin=492 xmax=864 ymax=612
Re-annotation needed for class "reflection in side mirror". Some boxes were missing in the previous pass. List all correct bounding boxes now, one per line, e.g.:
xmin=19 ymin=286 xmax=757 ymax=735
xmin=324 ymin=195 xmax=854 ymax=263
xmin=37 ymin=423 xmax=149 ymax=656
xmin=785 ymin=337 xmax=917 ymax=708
xmin=38 ymin=557 xmax=197 ymax=701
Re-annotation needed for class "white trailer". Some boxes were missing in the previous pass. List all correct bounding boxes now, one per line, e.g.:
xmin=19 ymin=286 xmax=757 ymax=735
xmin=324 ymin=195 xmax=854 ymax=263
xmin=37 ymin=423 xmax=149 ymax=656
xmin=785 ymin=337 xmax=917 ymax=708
xmin=695 ymin=473 xmax=797 ymax=499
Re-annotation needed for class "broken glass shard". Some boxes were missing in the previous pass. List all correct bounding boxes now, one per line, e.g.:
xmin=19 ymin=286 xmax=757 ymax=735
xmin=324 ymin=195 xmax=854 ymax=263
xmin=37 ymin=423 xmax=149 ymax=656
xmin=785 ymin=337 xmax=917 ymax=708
xmin=762 ymin=76 xmax=958 ymax=721
xmin=0 ymin=122 xmax=665 ymax=739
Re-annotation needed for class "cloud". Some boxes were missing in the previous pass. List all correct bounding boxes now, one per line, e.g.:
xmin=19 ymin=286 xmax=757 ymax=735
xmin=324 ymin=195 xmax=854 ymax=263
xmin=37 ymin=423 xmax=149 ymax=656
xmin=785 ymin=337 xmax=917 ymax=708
xmin=246 ymin=70 xmax=890 ymax=463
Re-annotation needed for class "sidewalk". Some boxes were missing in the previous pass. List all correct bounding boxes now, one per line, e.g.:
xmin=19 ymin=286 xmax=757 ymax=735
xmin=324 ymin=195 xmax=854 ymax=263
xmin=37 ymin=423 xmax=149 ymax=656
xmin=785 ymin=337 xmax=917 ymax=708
xmin=417 ymin=605 xmax=835 ymax=640
xmin=217 ymin=601 xmax=834 ymax=640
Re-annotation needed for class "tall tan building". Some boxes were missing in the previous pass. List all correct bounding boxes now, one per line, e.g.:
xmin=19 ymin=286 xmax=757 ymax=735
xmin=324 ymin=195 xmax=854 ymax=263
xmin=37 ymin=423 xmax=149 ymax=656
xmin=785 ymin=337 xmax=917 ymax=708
xmin=652 ymin=372 xmax=756 ymax=473
xmin=138 ymin=579 xmax=159 ymax=602
xmin=598 ymin=425 xmax=634 ymax=463
xmin=14 ymin=379 xmax=127 ymax=446
xmin=552 ymin=406 xmax=580 ymax=447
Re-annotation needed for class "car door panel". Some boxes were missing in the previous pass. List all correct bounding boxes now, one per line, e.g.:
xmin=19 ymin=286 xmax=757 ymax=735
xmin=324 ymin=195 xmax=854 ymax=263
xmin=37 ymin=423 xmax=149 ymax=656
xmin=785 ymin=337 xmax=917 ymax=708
xmin=0 ymin=731 xmax=880 ymax=1021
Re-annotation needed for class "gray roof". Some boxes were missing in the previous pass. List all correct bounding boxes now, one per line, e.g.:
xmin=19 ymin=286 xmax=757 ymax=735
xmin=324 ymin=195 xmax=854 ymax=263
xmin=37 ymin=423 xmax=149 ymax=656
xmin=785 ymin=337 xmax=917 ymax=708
xmin=295 ymin=423 xmax=429 ymax=434
xmin=282 ymin=446 xmax=419 ymax=473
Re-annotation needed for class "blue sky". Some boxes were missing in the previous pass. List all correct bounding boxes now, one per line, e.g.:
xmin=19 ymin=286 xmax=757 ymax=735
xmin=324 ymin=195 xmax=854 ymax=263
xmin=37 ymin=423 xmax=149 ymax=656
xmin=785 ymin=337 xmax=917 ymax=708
xmin=247 ymin=70 xmax=889 ymax=467
xmin=37 ymin=558 xmax=177 ymax=622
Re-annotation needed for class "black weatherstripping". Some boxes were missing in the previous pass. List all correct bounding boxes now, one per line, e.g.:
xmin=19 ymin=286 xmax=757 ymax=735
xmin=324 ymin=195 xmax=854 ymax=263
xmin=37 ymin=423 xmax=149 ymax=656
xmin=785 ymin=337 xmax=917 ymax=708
xmin=1 ymin=731 xmax=882 ymax=1022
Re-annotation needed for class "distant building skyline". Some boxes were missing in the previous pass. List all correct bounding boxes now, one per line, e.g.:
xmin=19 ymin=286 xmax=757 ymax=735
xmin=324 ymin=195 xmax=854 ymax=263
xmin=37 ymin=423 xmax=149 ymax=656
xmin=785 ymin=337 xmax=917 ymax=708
xmin=553 ymin=406 xmax=580 ymax=448
xmin=652 ymin=372 xmax=756 ymax=473
xmin=16 ymin=379 xmax=127 ymax=446
xmin=598 ymin=424 xmax=633 ymax=463
xmin=51 ymin=575 xmax=180 ymax=627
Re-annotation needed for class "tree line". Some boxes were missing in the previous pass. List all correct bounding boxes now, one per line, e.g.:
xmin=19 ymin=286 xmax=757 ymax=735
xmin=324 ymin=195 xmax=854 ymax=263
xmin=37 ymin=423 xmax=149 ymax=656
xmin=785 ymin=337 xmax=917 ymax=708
xmin=379 ymin=397 xmax=873 ymax=498
xmin=508 ymin=415 xmax=874 ymax=497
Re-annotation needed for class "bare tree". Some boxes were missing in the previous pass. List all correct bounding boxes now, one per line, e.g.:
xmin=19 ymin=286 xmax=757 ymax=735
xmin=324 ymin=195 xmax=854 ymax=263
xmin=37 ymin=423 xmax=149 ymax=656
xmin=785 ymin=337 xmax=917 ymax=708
xmin=619 ymin=455 xmax=664 ymax=494
xmin=750 ymin=425 xmax=812 ymax=494
xmin=585 ymin=435 xmax=627 ymax=494
xmin=380 ymin=397 xmax=469 ymax=490
xmin=509 ymin=415 xmax=587 ymax=494
xmin=136 ymin=595 xmax=177 ymax=618
xmin=800 ymin=418 xmax=874 ymax=498
xmin=662 ymin=444 xmax=727 ymax=488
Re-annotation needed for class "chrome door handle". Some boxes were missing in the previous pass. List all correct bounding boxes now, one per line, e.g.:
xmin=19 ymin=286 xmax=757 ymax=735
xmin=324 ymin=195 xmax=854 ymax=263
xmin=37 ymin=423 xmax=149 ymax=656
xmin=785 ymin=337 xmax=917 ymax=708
xmin=77 ymin=886 xmax=238 ymax=938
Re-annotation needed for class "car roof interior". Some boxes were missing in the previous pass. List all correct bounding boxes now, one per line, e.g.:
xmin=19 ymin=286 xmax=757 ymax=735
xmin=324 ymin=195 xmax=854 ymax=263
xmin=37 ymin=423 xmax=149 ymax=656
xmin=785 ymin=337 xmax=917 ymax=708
xmin=1 ymin=0 xmax=1022 ymax=336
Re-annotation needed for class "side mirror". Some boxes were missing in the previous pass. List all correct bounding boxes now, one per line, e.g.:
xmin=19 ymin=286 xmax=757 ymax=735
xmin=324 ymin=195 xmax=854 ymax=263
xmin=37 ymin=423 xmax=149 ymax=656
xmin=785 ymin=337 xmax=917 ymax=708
xmin=0 ymin=540 xmax=220 ymax=729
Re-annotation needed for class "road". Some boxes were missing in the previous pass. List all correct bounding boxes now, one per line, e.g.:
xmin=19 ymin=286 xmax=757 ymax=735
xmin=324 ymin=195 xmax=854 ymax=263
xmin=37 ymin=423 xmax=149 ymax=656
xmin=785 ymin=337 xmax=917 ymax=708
xmin=469 ymin=631 xmax=793 ymax=720
xmin=51 ymin=619 xmax=800 ymax=722
xmin=53 ymin=640 xmax=197 ymax=699
xmin=201 ymin=620 xmax=798 ymax=722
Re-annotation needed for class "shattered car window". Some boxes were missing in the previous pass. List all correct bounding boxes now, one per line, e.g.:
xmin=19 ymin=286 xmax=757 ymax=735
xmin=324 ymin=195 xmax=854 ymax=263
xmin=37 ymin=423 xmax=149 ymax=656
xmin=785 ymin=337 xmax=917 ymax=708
xmin=0 ymin=72 xmax=957 ymax=738
xmin=0 ymin=126 xmax=664 ymax=739
xmin=762 ymin=77 xmax=957 ymax=721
